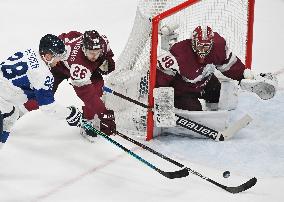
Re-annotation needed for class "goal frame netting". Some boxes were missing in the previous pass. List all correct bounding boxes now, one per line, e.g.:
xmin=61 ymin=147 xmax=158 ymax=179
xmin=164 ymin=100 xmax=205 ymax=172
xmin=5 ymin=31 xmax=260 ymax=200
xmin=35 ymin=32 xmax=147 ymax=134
xmin=107 ymin=0 xmax=255 ymax=141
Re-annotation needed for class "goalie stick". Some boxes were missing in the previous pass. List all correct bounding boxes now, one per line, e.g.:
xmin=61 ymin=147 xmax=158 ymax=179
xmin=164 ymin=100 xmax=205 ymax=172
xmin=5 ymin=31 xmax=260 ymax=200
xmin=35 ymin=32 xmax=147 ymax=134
xmin=103 ymin=86 xmax=252 ymax=141
xmin=82 ymin=121 xmax=189 ymax=179
xmin=115 ymin=130 xmax=257 ymax=194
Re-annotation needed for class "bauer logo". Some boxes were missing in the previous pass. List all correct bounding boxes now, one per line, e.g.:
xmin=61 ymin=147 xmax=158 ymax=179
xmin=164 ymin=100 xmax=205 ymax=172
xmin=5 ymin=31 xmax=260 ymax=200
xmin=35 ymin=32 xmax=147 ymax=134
xmin=176 ymin=116 xmax=218 ymax=139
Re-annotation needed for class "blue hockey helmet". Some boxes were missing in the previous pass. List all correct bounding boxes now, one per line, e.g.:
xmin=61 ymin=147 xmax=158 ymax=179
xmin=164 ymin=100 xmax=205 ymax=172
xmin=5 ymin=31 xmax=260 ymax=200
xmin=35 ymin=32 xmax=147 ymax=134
xmin=39 ymin=34 xmax=66 ymax=56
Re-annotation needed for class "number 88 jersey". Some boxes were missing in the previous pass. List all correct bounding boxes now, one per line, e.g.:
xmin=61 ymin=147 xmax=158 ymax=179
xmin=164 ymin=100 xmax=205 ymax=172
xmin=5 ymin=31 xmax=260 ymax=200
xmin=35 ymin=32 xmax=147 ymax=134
xmin=0 ymin=48 xmax=55 ymax=106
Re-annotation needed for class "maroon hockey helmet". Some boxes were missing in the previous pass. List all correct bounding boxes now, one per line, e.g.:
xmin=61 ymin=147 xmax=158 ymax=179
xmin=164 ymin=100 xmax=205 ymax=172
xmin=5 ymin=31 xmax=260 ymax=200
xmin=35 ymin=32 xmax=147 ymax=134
xmin=82 ymin=30 xmax=104 ymax=50
xmin=191 ymin=26 xmax=214 ymax=59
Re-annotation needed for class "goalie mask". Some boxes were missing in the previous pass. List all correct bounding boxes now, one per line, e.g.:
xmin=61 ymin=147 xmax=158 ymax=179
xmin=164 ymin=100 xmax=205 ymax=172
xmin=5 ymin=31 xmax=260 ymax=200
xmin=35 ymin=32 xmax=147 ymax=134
xmin=82 ymin=30 xmax=104 ymax=61
xmin=191 ymin=26 xmax=214 ymax=60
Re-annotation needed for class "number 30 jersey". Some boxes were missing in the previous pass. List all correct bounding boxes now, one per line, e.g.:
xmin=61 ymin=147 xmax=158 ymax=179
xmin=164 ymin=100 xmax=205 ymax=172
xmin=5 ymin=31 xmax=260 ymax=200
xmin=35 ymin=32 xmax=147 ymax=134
xmin=0 ymin=48 xmax=55 ymax=106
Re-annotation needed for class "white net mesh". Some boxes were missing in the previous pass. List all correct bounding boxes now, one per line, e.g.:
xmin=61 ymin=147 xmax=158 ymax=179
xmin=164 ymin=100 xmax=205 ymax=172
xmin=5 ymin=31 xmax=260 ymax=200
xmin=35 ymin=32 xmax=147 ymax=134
xmin=105 ymin=0 xmax=253 ymax=139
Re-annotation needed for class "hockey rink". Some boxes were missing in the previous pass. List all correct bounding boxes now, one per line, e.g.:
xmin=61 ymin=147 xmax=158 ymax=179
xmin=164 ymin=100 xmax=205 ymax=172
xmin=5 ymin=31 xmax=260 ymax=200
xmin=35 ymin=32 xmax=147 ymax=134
xmin=0 ymin=0 xmax=284 ymax=201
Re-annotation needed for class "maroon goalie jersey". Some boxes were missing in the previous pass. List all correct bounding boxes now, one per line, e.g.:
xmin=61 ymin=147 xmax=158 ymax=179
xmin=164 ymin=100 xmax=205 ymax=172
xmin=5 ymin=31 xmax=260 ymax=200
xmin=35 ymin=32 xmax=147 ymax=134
xmin=156 ymin=32 xmax=246 ymax=96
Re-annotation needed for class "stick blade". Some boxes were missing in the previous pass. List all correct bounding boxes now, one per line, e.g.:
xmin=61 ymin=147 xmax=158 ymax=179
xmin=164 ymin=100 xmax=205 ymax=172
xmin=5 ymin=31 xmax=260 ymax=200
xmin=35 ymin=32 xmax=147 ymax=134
xmin=161 ymin=167 xmax=189 ymax=179
xmin=225 ymin=177 xmax=257 ymax=194
xmin=220 ymin=114 xmax=253 ymax=141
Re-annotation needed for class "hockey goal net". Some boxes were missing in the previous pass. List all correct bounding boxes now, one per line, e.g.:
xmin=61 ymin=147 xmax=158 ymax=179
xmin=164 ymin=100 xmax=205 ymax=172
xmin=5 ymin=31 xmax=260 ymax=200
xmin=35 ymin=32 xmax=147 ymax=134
xmin=105 ymin=0 xmax=255 ymax=140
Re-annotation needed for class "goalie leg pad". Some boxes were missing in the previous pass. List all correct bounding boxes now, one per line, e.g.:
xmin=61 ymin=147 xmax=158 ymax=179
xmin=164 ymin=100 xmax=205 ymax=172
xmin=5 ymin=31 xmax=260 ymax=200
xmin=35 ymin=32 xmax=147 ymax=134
xmin=218 ymin=80 xmax=239 ymax=110
xmin=154 ymin=87 xmax=175 ymax=127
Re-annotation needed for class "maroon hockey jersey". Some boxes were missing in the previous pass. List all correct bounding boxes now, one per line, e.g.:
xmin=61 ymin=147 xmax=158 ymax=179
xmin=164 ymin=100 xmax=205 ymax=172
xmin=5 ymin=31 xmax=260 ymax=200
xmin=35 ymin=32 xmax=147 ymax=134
xmin=51 ymin=31 xmax=115 ymax=91
xmin=156 ymin=32 xmax=246 ymax=96
xmin=51 ymin=31 xmax=115 ymax=119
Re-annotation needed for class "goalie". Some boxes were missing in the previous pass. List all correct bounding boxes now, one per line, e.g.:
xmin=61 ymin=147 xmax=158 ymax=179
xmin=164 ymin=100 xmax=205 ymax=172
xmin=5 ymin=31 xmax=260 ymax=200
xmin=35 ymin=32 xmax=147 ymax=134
xmin=157 ymin=25 xmax=278 ymax=111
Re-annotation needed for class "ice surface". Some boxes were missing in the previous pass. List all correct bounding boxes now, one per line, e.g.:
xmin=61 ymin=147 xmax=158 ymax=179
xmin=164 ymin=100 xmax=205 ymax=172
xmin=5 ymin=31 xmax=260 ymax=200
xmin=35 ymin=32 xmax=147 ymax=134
xmin=0 ymin=0 xmax=284 ymax=202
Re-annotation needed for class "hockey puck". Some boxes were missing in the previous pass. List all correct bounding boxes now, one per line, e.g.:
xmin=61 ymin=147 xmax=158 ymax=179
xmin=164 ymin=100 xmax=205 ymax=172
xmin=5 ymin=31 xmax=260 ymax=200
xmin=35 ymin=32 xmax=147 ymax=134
xmin=223 ymin=171 xmax=230 ymax=178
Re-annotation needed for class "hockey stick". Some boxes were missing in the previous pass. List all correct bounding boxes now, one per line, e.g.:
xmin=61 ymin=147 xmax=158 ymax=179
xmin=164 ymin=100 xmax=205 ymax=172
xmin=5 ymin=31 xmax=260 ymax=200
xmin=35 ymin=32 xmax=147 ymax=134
xmin=82 ymin=121 xmax=189 ymax=179
xmin=103 ymin=86 xmax=252 ymax=141
xmin=115 ymin=131 xmax=257 ymax=194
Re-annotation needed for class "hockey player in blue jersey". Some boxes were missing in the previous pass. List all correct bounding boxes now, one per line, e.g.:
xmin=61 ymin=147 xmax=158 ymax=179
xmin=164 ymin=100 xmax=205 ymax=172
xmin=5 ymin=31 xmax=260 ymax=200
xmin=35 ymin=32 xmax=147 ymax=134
xmin=0 ymin=34 xmax=83 ymax=149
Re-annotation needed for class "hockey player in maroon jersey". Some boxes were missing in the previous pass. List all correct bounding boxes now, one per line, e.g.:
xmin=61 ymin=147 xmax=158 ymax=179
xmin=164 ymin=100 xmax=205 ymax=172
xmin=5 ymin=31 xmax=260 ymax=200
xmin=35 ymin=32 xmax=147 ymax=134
xmin=56 ymin=30 xmax=116 ymax=138
xmin=25 ymin=30 xmax=116 ymax=139
xmin=157 ymin=25 xmax=277 ymax=111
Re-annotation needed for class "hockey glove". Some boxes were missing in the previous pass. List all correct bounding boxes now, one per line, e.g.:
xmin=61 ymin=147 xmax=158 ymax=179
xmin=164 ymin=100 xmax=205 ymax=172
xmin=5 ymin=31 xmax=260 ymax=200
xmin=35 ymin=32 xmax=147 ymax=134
xmin=98 ymin=60 xmax=109 ymax=74
xmin=66 ymin=106 xmax=83 ymax=127
xmin=99 ymin=109 xmax=116 ymax=136
xmin=241 ymin=69 xmax=278 ymax=100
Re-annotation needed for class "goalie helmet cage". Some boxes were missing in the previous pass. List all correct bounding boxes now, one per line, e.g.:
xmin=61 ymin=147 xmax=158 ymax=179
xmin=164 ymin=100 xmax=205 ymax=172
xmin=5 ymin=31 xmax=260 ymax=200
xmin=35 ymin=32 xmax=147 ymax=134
xmin=106 ymin=0 xmax=255 ymax=141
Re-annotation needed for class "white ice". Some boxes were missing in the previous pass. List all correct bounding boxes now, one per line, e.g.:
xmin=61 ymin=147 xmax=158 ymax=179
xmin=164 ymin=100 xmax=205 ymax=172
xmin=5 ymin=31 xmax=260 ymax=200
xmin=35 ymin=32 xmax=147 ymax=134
xmin=0 ymin=0 xmax=284 ymax=202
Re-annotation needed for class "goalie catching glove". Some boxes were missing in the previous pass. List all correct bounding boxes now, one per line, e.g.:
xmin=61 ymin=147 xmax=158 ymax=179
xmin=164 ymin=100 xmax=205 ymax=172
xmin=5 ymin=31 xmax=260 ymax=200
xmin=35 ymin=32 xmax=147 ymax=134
xmin=240 ymin=69 xmax=278 ymax=100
